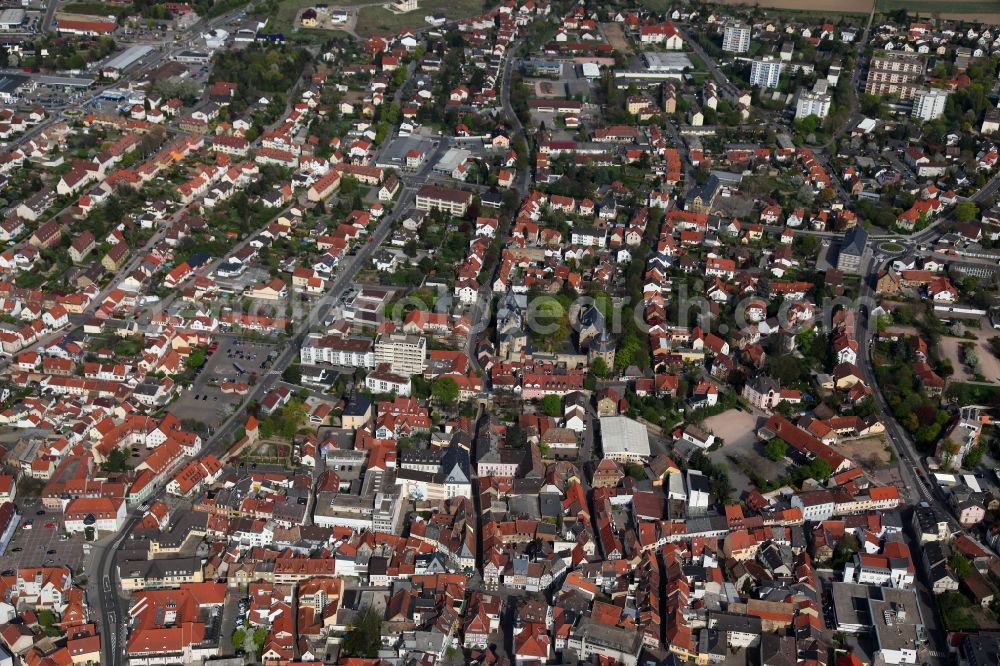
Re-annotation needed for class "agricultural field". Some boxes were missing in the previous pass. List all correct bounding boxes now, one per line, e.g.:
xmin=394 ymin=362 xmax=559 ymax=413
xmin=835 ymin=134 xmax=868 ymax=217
xmin=877 ymin=0 xmax=1000 ymax=21
xmin=698 ymin=0 xmax=874 ymax=14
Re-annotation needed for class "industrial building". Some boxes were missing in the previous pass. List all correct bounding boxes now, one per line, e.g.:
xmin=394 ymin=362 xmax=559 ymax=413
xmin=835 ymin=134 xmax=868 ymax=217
xmin=100 ymin=45 xmax=155 ymax=80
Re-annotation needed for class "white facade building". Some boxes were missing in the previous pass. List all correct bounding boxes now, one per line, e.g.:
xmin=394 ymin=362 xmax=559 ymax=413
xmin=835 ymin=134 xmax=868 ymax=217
xmin=911 ymin=88 xmax=949 ymax=122
xmin=723 ymin=24 xmax=751 ymax=53
xmin=750 ymin=57 xmax=784 ymax=89
xmin=796 ymin=80 xmax=832 ymax=119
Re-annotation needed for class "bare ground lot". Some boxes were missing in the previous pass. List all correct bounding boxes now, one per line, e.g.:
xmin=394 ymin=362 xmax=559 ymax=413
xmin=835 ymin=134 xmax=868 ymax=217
xmin=702 ymin=409 xmax=791 ymax=494
xmin=601 ymin=23 xmax=632 ymax=54
xmin=703 ymin=409 xmax=760 ymax=447
xmin=939 ymin=335 xmax=1000 ymax=383
xmin=834 ymin=436 xmax=892 ymax=470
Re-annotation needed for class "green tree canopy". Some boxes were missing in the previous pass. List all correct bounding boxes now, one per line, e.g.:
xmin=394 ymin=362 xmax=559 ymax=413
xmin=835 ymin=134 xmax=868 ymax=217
xmin=342 ymin=610 xmax=383 ymax=658
xmin=431 ymin=376 xmax=460 ymax=406
xmin=765 ymin=438 xmax=788 ymax=462
xmin=540 ymin=394 xmax=562 ymax=417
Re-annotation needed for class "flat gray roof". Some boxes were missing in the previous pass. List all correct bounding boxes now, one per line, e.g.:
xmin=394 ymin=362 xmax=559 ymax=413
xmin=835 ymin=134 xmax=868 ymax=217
xmin=831 ymin=582 xmax=871 ymax=630
xmin=871 ymin=587 xmax=925 ymax=654
xmin=599 ymin=416 xmax=650 ymax=458
xmin=0 ymin=8 xmax=25 ymax=28
xmin=104 ymin=44 xmax=155 ymax=71
xmin=33 ymin=75 xmax=94 ymax=87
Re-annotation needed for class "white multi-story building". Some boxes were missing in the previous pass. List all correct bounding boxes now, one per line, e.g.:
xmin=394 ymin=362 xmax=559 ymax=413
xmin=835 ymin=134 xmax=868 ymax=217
xmin=750 ymin=57 xmax=784 ymax=89
xmin=299 ymin=334 xmax=375 ymax=369
xmin=365 ymin=364 xmax=412 ymax=396
xmin=374 ymin=332 xmax=427 ymax=376
xmin=911 ymin=88 xmax=949 ymax=122
xmin=722 ymin=23 xmax=751 ymax=53
xmin=795 ymin=79 xmax=832 ymax=119
xmin=844 ymin=551 xmax=915 ymax=589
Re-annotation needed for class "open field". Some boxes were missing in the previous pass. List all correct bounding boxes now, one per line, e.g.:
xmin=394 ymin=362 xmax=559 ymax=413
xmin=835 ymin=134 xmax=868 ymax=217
xmin=835 ymin=436 xmax=892 ymax=469
xmin=272 ymin=0 xmax=359 ymax=33
xmin=601 ymin=23 xmax=632 ymax=54
xmin=695 ymin=0 xmax=873 ymax=13
xmin=62 ymin=2 xmax=132 ymax=16
xmin=877 ymin=0 xmax=1000 ymax=13
xmin=355 ymin=0 xmax=484 ymax=36
xmin=940 ymin=14 xmax=1000 ymax=21
xmin=877 ymin=0 xmax=1000 ymax=22
xmin=703 ymin=409 xmax=760 ymax=447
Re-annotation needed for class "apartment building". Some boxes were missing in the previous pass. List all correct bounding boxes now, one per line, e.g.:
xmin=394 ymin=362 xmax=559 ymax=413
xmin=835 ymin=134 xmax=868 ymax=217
xmin=722 ymin=23 xmax=751 ymax=53
xmin=795 ymin=80 xmax=832 ymax=120
xmin=374 ymin=332 xmax=427 ymax=376
xmin=750 ymin=57 xmax=783 ymax=89
xmin=300 ymin=333 xmax=375 ymax=369
xmin=415 ymin=185 xmax=473 ymax=216
xmin=865 ymin=52 xmax=924 ymax=101
xmin=911 ymin=88 xmax=949 ymax=122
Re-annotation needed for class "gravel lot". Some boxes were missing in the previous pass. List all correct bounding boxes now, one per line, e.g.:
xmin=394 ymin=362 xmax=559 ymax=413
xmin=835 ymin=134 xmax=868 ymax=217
xmin=702 ymin=409 xmax=761 ymax=447
xmin=939 ymin=335 xmax=1000 ymax=383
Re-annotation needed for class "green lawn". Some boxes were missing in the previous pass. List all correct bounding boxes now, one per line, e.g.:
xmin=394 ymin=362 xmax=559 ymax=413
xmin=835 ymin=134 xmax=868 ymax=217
xmin=271 ymin=0 xmax=357 ymax=33
xmin=271 ymin=0 xmax=486 ymax=38
xmin=62 ymin=2 xmax=132 ymax=17
xmin=356 ymin=0 xmax=485 ymax=37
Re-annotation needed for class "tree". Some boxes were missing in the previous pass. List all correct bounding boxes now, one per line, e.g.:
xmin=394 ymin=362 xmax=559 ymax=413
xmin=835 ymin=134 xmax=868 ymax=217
xmin=431 ymin=377 xmax=460 ymax=406
xmin=955 ymin=201 xmax=978 ymax=223
xmin=965 ymin=442 xmax=987 ymax=468
xmin=281 ymin=364 xmax=302 ymax=385
xmin=769 ymin=355 xmax=805 ymax=386
xmin=951 ymin=552 xmax=973 ymax=579
xmin=765 ymin=438 xmax=788 ymax=462
xmin=342 ymin=610 xmax=383 ymax=658
xmin=252 ymin=627 xmax=267 ymax=655
xmin=626 ymin=464 xmax=647 ymax=480
xmin=531 ymin=297 xmax=570 ymax=352
xmin=590 ymin=356 xmax=609 ymax=379
xmin=232 ymin=628 xmax=246 ymax=651
xmin=831 ymin=534 xmax=860 ymax=568
xmin=540 ymin=394 xmax=562 ymax=417
xmin=803 ymin=458 xmax=832 ymax=481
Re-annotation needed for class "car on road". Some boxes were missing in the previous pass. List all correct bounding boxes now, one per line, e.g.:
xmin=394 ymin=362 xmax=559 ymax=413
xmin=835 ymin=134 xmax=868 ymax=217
xmin=46 ymin=549 xmax=56 ymax=555
xmin=35 ymin=510 xmax=44 ymax=515
xmin=11 ymin=548 xmax=21 ymax=552
xmin=44 ymin=522 xmax=54 ymax=529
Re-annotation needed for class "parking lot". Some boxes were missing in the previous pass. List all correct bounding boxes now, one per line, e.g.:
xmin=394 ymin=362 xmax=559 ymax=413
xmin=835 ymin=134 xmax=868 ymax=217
xmin=0 ymin=498 xmax=85 ymax=573
xmin=170 ymin=337 xmax=278 ymax=427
